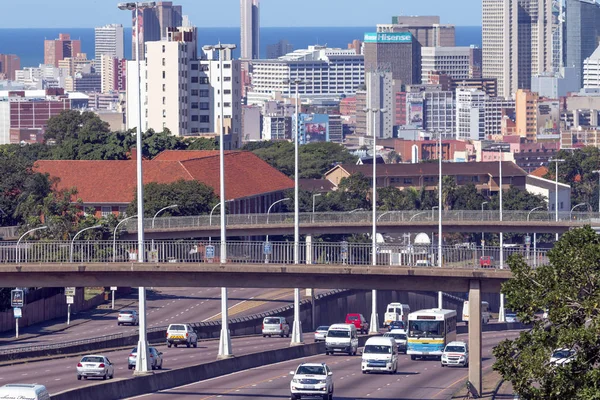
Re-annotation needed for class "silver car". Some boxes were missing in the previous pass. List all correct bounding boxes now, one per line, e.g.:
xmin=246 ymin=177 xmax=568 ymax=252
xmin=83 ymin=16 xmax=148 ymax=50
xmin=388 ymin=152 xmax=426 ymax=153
xmin=118 ymin=310 xmax=139 ymax=326
xmin=262 ymin=316 xmax=290 ymax=338
xmin=314 ymin=325 xmax=329 ymax=342
xmin=76 ymin=355 xmax=114 ymax=380
xmin=128 ymin=347 xmax=163 ymax=370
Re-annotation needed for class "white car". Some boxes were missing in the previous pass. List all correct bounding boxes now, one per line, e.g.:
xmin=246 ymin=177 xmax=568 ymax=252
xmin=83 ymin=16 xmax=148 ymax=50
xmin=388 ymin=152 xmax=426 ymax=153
xmin=441 ymin=341 xmax=469 ymax=368
xmin=383 ymin=329 xmax=407 ymax=353
xmin=290 ymin=363 xmax=334 ymax=400
xmin=117 ymin=310 xmax=139 ymax=326
xmin=505 ymin=313 xmax=519 ymax=323
xmin=76 ymin=355 xmax=114 ymax=380
xmin=550 ymin=348 xmax=576 ymax=366
xmin=314 ymin=325 xmax=329 ymax=342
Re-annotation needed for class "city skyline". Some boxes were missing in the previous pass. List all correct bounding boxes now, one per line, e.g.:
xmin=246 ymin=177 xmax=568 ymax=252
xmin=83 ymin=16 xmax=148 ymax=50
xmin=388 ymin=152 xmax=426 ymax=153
xmin=2 ymin=0 xmax=483 ymax=29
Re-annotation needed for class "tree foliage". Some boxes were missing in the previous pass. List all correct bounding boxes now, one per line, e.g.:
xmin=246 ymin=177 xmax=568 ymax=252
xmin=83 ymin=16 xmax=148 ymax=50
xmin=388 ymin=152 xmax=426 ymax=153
xmin=493 ymin=226 xmax=600 ymax=399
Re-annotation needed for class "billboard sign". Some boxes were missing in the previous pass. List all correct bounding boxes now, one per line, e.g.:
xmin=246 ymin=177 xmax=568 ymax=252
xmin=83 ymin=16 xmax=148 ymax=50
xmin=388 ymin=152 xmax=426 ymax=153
xmin=65 ymin=287 xmax=76 ymax=296
xmin=11 ymin=290 xmax=24 ymax=308
xmin=364 ymin=32 xmax=413 ymax=43
xmin=305 ymin=122 xmax=327 ymax=143
xmin=407 ymin=99 xmax=424 ymax=128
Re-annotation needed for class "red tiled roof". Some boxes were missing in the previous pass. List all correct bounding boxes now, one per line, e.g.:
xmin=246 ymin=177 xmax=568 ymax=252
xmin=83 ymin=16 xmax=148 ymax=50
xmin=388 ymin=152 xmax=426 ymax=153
xmin=34 ymin=151 xmax=293 ymax=204
xmin=153 ymin=150 xmax=234 ymax=161
xmin=530 ymin=166 xmax=548 ymax=178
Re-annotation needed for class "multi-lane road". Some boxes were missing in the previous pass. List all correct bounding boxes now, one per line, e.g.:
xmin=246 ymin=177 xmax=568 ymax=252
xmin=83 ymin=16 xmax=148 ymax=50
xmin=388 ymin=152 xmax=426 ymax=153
xmin=2 ymin=286 xmax=307 ymax=350
xmin=130 ymin=330 xmax=519 ymax=400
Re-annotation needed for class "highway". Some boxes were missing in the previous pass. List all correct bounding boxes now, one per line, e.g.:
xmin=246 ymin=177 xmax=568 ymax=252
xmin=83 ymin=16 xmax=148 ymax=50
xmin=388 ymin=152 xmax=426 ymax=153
xmin=1 ymin=287 xmax=311 ymax=350
xmin=131 ymin=330 xmax=519 ymax=400
xmin=0 ymin=333 xmax=308 ymax=394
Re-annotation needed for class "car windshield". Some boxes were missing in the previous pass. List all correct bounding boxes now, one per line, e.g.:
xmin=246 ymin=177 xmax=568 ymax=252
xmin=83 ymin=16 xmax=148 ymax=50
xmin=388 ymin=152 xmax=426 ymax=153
xmin=121 ymin=311 xmax=133 ymax=315
xmin=81 ymin=356 xmax=104 ymax=363
xmin=264 ymin=318 xmax=280 ymax=324
xmin=317 ymin=326 xmax=329 ymax=331
xmin=506 ymin=314 xmax=517 ymax=318
xmin=347 ymin=316 xmax=358 ymax=321
xmin=364 ymin=344 xmax=392 ymax=354
xmin=327 ymin=330 xmax=350 ymax=338
xmin=169 ymin=324 xmax=186 ymax=331
xmin=445 ymin=346 xmax=466 ymax=352
xmin=409 ymin=320 xmax=444 ymax=338
xmin=296 ymin=365 xmax=325 ymax=375
xmin=552 ymin=350 xmax=573 ymax=359
xmin=391 ymin=321 xmax=405 ymax=328
xmin=385 ymin=333 xmax=407 ymax=340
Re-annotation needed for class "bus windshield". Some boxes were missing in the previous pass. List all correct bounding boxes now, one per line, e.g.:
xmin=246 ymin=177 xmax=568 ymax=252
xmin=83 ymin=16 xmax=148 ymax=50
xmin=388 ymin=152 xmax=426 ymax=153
xmin=409 ymin=320 xmax=444 ymax=338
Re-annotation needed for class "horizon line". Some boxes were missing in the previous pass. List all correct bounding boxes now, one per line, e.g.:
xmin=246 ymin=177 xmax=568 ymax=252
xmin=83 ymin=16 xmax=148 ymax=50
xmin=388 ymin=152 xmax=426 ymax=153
xmin=0 ymin=25 xmax=483 ymax=29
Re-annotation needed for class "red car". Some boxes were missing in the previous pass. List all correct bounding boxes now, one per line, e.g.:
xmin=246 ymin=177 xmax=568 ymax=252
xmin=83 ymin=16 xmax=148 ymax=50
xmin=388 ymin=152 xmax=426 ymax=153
xmin=479 ymin=256 xmax=494 ymax=268
xmin=345 ymin=313 xmax=369 ymax=334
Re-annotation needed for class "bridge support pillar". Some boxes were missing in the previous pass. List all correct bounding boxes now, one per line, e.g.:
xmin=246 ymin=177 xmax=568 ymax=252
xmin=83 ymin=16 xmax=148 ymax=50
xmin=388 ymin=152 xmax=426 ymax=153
xmin=468 ymin=279 xmax=482 ymax=397
xmin=134 ymin=287 xmax=152 ymax=375
xmin=369 ymin=289 xmax=379 ymax=334
xmin=217 ymin=287 xmax=233 ymax=359
xmin=306 ymin=235 xmax=312 ymax=265
xmin=291 ymin=287 xmax=303 ymax=345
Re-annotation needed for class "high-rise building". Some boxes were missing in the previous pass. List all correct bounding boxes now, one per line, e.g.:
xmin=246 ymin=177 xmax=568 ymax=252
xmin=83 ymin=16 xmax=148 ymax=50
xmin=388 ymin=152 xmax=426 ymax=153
xmin=241 ymin=0 xmax=260 ymax=59
xmin=94 ymin=24 xmax=124 ymax=68
xmin=564 ymin=0 xmax=600 ymax=87
xmin=377 ymin=16 xmax=455 ymax=47
xmin=129 ymin=27 xmax=241 ymax=147
xmin=266 ymin=40 xmax=293 ymax=59
xmin=584 ymin=46 xmax=600 ymax=88
xmin=363 ymin=32 xmax=421 ymax=85
xmin=421 ymin=47 xmax=482 ymax=83
xmin=455 ymin=88 xmax=486 ymax=140
xmin=551 ymin=0 xmax=563 ymax=71
xmin=58 ymin=53 xmax=92 ymax=77
xmin=484 ymin=97 xmax=515 ymax=137
xmin=131 ymin=1 xmax=182 ymax=60
xmin=356 ymin=70 xmax=395 ymax=139
xmin=424 ymin=90 xmax=455 ymax=135
xmin=515 ymin=89 xmax=539 ymax=141
xmin=0 ymin=54 xmax=20 ymax=81
xmin=482 ymin=0 xmax=553 ymax=98
xmin=44 ymin=34 xmax=82 ymax=68
xmin=100 ymin=55 xmax=127 ymax=93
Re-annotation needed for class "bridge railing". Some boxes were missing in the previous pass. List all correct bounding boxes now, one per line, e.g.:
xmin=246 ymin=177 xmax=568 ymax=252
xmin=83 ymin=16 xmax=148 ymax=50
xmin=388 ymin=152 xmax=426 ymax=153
xmin=117 ymin=210 xmax=600 ymax=232
xmin=0 ymin=240 xmax=548 ymax=268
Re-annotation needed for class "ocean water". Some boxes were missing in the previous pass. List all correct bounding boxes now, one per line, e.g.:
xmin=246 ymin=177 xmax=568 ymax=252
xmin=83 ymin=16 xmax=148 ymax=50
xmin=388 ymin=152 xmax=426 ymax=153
xmin=0 ymin=26 xmax=482 ymax=68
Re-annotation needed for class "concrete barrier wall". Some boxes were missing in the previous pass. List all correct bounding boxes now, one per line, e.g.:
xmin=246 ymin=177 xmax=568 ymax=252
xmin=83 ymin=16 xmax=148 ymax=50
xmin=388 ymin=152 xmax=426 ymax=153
xmin=51 ymin=336 xmax=370 ymax=400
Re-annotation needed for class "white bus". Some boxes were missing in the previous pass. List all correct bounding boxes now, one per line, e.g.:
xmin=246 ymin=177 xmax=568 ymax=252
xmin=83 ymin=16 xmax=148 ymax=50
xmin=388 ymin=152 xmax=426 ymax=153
xmin=462 ymin=301 xmax=490 ymax=324
xmin=383 ymin=302 xmax=410 ymax=328
xmin=407 ymin=309 xmax=457 ymax=360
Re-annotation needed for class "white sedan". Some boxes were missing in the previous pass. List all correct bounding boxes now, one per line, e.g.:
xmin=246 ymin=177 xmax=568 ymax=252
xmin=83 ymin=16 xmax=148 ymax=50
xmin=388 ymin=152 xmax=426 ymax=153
xmin=76 ymin=355 xmax=115 ymax=380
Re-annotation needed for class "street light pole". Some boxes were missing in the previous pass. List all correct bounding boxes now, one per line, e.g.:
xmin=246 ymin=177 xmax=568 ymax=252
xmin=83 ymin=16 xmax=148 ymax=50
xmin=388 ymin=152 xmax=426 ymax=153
xmin=498 ymin=150 xmax=505 ymax=322
xmin=549 ymin=158 xmax=565 ymax=241
xmin=70 ymin=225 xmax=102 ymax=264
xmin=593 ymin=170 xmax=600 ymax=213
xmin=151 ymin=205 xmax=177 ymax=258
xmin=528 ymin=206 xmax=544 ymax=267
xmin=312 ymin=193 xmax=322 ymax=223
xmin=118 ymin=1 xmax=156 ymax=374
xmin=570 ymin=203 xmax=588 ymax=219
xmin=481 ymin=202 xmax=488 ymax=257
xmin=113 ymin=216 xmax=135 ymax=262
xmin=16 ymin=226 xmax=47 ymax=264
xmin=437 ymin=132 xmax=443 ymax=309
xmin=265 ymin=197 xmax=291 ymax=262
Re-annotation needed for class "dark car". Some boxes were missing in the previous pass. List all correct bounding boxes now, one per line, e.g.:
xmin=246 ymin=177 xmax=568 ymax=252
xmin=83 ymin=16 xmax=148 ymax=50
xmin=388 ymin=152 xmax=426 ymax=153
xmin=388 ymin=320 xmax=406 ymax=331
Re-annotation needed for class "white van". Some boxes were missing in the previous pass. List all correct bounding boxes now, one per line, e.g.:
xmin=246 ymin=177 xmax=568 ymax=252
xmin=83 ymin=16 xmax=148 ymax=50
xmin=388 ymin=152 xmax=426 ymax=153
xmin=361 ymin=336 xmax=398 ymax=374
xmin=383 ymin=302 xmax=410 ymax=328
xmin=0 ymin=384 xmax=50 ymax=400
xmin=325 ymin=324 xmax=358 ymax=356
xmin=462 ymin=301 xmax=490 ymax=324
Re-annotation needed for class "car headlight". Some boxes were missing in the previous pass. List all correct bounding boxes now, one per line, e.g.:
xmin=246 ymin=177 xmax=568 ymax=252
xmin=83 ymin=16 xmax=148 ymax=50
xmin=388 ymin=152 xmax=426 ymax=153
xmin=318 ymin=379 xmax=327 ymax=384
xmin=292 ymin=379 xmax=299 ymax=383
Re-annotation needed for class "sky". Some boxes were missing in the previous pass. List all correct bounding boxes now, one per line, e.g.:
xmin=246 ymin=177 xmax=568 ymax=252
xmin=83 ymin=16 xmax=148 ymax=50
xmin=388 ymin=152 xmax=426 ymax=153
xmin=2 ymin=0 xmax=482 ymax=28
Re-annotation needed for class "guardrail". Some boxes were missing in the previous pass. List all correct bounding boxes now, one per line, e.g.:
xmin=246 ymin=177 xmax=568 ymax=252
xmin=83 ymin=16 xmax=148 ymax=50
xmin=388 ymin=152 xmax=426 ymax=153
xmin=121 ymin=210 xmax=600 ymax=231
xmin=0 ymin=240 xmax=547 ymax=268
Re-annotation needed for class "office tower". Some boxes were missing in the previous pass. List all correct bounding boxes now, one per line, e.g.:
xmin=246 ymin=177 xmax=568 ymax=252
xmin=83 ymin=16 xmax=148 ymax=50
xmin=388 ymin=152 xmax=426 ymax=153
xmin=44 ymin=34 xmax=82 ymax=68
xmin=455 ymin=88 xmax=486 ymax=140
xmin=266 ymin=40 xmax=293 ymax=59
xmin=584 ymin=46 xmax=600 ymax=88
xmin=482 ymin=0 xmax=553 ymax=98
xmin=484 ymin=97 xmax=515 ymax=137
xmin=551 ymin=0 xmax=563 ymax=71
xmin=131 ymin=1 xmax=183 ymax=60
xmin=241 ymin=0 xmax=260 ymax=59
xmin=358 ymin=70 xmax=395 ymax=139
xmin=515 ymin=89 xmax=539 ymax=141
xmin=0 ymin=54 xmax=20 ymax=80
xmin=58 ymin=53 xmax=92 ymax=77
xmin=421 ymin=47 xmax=482 ymax=83
xmin=424 ymin=90 xmax=456 ymax=135
xmin=564 ymin=0 xmax=600 ymax=87
xmin=377 ymin=16 xmax=455 ymax=47
xmin=130 ymin=27 xmax=241 ymax=147
xmin=95 ymin=24 xmax=124 ymax=68
xmin=363 ymin=32 xmax=421 ymax=84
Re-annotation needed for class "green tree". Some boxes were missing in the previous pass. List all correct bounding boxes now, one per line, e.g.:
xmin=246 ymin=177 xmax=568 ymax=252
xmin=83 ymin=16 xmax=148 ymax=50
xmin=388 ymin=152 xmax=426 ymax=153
xmin=493 ymin=226 xmax=600 ymax=399
xmin=143 ymin=128 xmax=186 ymax=159
xmin=127 ymin=179 xmax=218 ymax=217
xmin=185 ymin=137 xmax=219 ymax=150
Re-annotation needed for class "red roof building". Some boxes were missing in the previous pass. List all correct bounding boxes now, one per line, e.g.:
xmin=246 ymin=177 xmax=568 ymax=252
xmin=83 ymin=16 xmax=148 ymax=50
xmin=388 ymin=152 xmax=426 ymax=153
xmin=34 ymin=150 xmax=294 ymax=217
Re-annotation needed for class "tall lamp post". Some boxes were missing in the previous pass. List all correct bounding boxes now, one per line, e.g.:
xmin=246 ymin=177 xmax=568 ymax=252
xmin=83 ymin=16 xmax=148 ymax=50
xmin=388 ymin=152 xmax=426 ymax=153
xmin=151 ymin=205 xmax=177 ymax=257
xmin=265 ymin=197 xmax=291 ymax=262
xmin=481 ymin=202 xmax=488 ymax=257
xmin=312 ymin=193 xmax=322 ymax=223
xmin=203 ymin=42 xmax=237 ymax=359
xmin=113 ymin=216 xmax=136 ymax=262
xmin=497 ymin=148 xmax=505 ymax=322
xmin=549 ymin=158 xmax=565 ymax=241
xmin=570 ymin=203 xmax=588 ymax=219
xmin=16 ymin=226 xmax=47 ymax=264
xmin=528 ymin=206 xmax=545 ymax=267
xmin=593 ymin=170 xmax=600 ymax=213
xmin=118 ymin=1 xmax=156 ymax=374
xmin=365 ymin=106 xmax=387 ymax=333
xmin=437 ymin=132 xmax=443 ymax=309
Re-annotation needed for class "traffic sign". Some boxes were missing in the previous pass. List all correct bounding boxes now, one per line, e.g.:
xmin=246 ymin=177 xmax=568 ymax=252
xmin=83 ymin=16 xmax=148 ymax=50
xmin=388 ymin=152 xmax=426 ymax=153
xmin=525 ymin=235 xmax=531 ymax=245
xmin=110 ymin=286 xmax=117 ymax=291
xmin=11 ymin=290 xmax=24 ymax=308
xmin=65 ymin=287 xmax=76 ymax=296
xmin=205 ymin=245 xmax=215 ymax=260
xmin=13 ymin=308 xmax=21 ymax=319
xmin=66 ymin=296 xmax=74 ymax=305
xmin=263 ymin=242 xmax=272 ymax=255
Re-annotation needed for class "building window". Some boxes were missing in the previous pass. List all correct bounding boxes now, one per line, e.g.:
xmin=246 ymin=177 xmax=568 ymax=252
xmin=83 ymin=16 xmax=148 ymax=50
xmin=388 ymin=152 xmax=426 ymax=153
xmin=163 ymin=110 xmax=166 ymax=117
xmin=101 ymin=206 xmax=111 ymax=217
xmin=403 ymin=178 xmax=413 ymax=184
xmin=191 ymin=76 xmax=199 ymax=83
xmin=199 ymin=102 xmax=209 ymax=110
xmin=224 ymin=89 xmax=231 ymax=94
xmin=162 ymin=84 xmax=166 ymax=92
xmin=162 ymin=45 xmax=165 ymax=53
xmin=199 ymin=77 xmax=209 ymax=84
xmin=200 ymin=115 xmax=210 ymax=123
xmin=162 ymin=97 xmax=166 ymax=105
xmin=191 ymin=63 xmax=198 ymax=70
xmin=191 ymin=89 xmax=198 ymax=96
xmin=224 ymin=76 xmax=231 ymax=81
xmin=191 ymin=115 xmax=199 ymax=121
xmin=162 ymin=71 xmax=166 ymax=79
xmin=199 ymin=89 xmax=209 ymax=97
xmin=162 ymin=58 xmax=165 ymax=66
xmin=224 ymin=63 xmax=231 ymax=69
xmin=191 ymin=102 xmax=198 ymax=109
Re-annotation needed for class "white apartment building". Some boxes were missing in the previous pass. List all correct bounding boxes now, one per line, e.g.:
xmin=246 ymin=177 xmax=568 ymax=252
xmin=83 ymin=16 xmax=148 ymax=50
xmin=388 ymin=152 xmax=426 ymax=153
xmin=421 ymin=46 xmax=472 ymax=83
xmin=262 ymin=115 xmax=291 ymax=140
xmin=14 ymin=64 xmax=68 ymax=90
xmin=126 ymin=27 xmax=241 ymax=147
xmin=484 ymin=97 xmax=515 ymax=136
xmin=424 ymin=90 xmax=455 ymax=135
xmin=248 ymin=45 xmax=364 ymax=104
xmin=456 ymin=88 xmax=486 ymax=140
xmin=94 ymin=24 xmax=124 ymax=69
xmin=584 ymin=46 xmax=600 ymax=89
xmin=483 ymin=0 xmax=553 ymax=98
